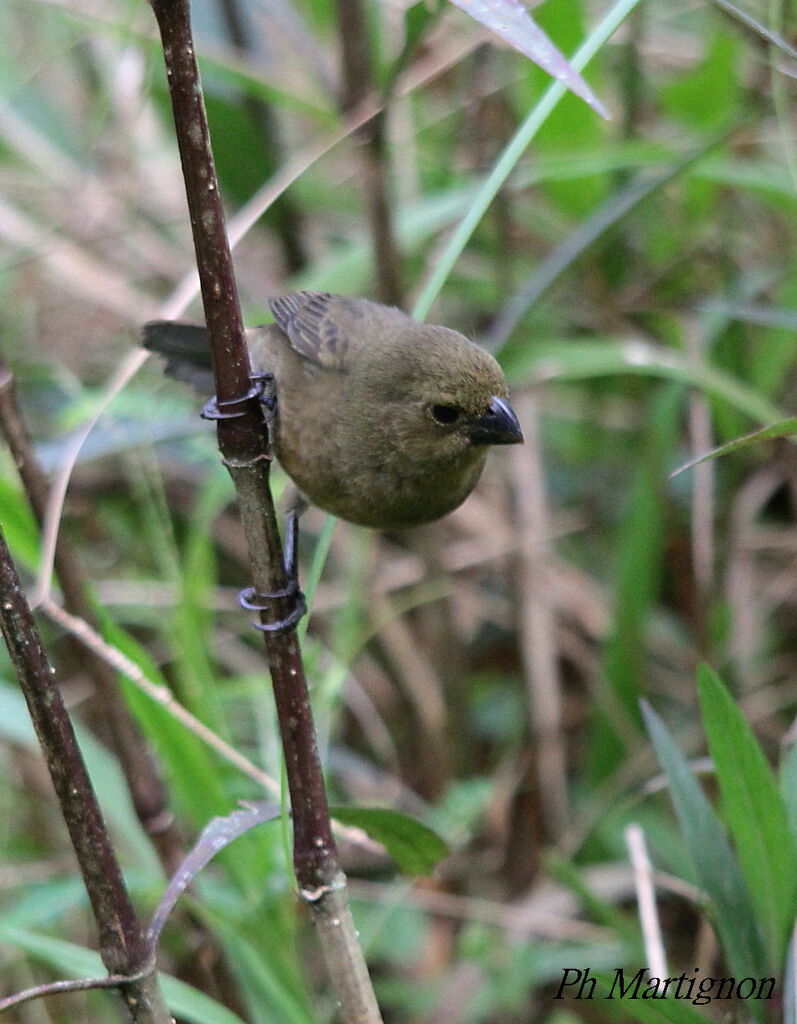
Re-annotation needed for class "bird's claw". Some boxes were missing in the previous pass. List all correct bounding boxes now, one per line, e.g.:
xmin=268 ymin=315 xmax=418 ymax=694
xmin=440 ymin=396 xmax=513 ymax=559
xmin=238 ymin=507 xmax=306 ymax=635
xmin=239 ymin=584 xmax=306 ymax=634
xmin=250 ymin=373 xmax=277 ymax=423
xmin=200 ymin=373 xmax=276 ymax=422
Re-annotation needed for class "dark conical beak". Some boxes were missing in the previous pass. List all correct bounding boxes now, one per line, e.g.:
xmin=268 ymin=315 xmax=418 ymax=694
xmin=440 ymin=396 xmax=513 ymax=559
xmin=469 ymin=396 xmax=524 ymax=446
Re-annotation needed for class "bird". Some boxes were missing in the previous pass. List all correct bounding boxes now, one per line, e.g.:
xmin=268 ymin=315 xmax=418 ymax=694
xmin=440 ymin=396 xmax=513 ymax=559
xmin=143 ymin=290 xmax=523 ymax=530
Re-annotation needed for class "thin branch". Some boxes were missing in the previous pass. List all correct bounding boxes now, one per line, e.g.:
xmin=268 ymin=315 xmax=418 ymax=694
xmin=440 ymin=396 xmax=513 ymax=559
xmin=0 ymin=527 xmax=170 ymax=1022
xmin=0 ymin=969 xmax=150 ymax=1015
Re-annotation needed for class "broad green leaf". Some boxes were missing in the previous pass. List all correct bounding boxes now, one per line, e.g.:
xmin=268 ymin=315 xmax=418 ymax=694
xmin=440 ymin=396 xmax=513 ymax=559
xmin=3 ymin=878 xmax=88 ymax=929
xmin=661 ymin=33 xmax=742 ymax=130
xmin=98 ymin=617 xmax=230 ymax=830
xmin=641 ymin=700 xmax=767 ymax=981
xmin=697 ymin=664 xmax=797 ymax=967
xmin=330 ymin=806 xmax=448 ymax=875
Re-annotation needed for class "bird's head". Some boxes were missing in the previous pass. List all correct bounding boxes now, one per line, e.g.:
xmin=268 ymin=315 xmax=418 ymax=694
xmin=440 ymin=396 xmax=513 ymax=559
xmin=357 ymin=325 xmax=523 ymax=465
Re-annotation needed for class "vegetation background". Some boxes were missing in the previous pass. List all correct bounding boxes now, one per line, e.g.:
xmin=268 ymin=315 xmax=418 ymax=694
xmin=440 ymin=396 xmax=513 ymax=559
xmin=1 ymin=0 xmax=796 ymax=1021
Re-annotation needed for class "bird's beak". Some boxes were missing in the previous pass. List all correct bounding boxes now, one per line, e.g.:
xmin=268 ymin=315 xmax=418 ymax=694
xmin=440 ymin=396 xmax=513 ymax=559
xmin=469 ymin=396 xmax=524 ymax=446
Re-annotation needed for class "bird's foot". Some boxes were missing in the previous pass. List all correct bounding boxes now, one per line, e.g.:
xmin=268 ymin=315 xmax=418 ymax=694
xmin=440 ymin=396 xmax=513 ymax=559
xmin=238 ymin=507 xmax=306 ymax=635
xmin=251 ymin=372 xmax=277 ymax=422
xmin=200 ymin=372 xmax=276 ymax=422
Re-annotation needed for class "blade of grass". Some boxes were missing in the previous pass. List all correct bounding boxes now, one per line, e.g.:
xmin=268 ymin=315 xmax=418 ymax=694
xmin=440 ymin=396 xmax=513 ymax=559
xmin=207 ymin=913 xmax=319 ymax=1024
xmin=412 ymin=0 xmax=644 ymax=320
xmin=641 ymin=700 xmax=767 ymax=983
xmin=671 ymin=417 xmax=797 ymax=477
xmin=697 ymin=664 xmax=797 ymax=967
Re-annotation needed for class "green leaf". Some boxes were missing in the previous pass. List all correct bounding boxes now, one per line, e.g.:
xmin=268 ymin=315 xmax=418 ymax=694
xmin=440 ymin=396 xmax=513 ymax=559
xmin=207 ymin=913 xmax=317 ymax=1024
xmin=330 ymin=807 xmax=448 ymax=875
xmin=97 ymin=617 xmax=231 ymax=829
xmin=697 ymin=664 xmax=797 ymax=967
xmin=670 ymin=417 xmax=797 ymax=476
xmin=403 ymin=0 xmax=444 ymax=55
xmin=661 ymin=32 xmax=742 ymax=130
xmin=640 ymin=700 xmax=767 ymax=981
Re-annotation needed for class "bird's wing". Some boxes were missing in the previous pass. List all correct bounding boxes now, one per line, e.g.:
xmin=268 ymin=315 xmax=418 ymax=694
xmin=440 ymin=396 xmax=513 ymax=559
xmin=269 ymin=291 xmax=351 ymax=370
xmin=269 ymin=291 xmax=410 ymax=371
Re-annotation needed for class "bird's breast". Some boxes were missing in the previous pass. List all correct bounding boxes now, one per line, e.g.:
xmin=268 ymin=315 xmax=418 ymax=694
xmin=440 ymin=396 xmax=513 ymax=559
xmin=269 ymin=375 xmax=489 ymax=528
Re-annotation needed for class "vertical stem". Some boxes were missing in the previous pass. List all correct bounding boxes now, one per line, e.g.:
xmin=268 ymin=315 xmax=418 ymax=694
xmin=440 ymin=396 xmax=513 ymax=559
xmin=0 ymin=526 xmax=170 ymax=1023
xmin=147 ymin=1 xmax=382 ymax=1017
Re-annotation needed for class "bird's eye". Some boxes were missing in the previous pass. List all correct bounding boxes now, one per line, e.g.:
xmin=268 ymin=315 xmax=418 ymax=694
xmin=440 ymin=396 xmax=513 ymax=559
xmin=430 ymin=404 xmax=461 ymax=425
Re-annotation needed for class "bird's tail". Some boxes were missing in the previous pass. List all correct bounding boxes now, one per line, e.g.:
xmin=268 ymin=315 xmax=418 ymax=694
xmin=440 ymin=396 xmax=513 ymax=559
xmin=142 ymin=321 xmax=214 ymax=392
